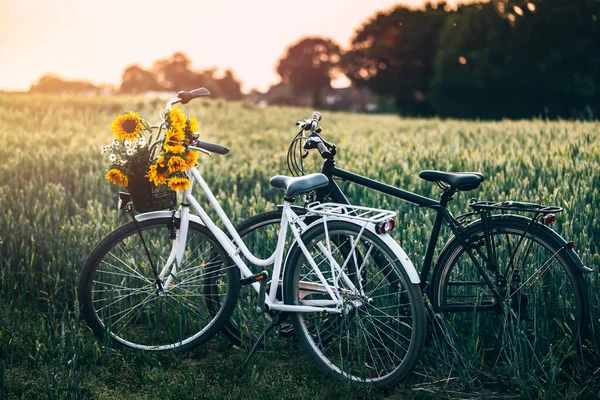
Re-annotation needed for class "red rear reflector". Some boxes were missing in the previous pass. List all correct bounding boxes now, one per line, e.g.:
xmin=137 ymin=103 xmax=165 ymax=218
xmin=543 ymin=214 xmax=556 ymax=225
xmin=566 ymin=241 xmax=575 ymax=249
xmin=376 ymin=218 xmax=396 ymax=234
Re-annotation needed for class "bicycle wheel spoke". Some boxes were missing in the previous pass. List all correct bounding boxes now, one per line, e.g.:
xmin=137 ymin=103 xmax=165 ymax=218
xmin=105 ymin=250 xmax=153 ymax=283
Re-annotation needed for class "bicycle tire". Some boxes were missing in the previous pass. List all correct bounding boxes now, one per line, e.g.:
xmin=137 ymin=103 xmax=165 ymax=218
xmin=79 ymin=217 xmax=240 ymax=352
xmin=283 ymin=220 xmax=426 ymax=389
xmin=431 ymin=214 xmax=588 ymax=363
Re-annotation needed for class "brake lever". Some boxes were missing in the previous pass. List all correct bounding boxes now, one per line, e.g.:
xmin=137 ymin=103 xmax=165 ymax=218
xmin=188 ymin=145 xmax=211 ymax=156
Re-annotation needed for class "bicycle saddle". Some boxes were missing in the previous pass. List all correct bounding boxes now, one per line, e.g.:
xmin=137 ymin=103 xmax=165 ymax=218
xmin=270 ymin=173 xmax=329 ymax=199
xmin=419 ymin=170 xmax=485 ymax=191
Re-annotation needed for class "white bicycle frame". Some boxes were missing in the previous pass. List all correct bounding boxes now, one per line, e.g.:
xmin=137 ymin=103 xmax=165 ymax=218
xmin=138 ymin=163 xmax=420 ymax=315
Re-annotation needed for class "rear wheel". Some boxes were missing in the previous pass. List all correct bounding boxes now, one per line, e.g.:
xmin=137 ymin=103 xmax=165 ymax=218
xmin=283 ymin=221 xmax=426 ymax=389
xmin=431 ymin=215 xmax=588 ymax=366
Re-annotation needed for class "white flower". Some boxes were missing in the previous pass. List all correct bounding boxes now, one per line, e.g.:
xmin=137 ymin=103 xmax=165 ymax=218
xmin=101 ymin=146 xmax=108 ymax=155
xmin=112 ymin=139 xmax=119 ymax=147
xmin=126 ymin=148 xmax=135 ymax=156
xmin=109 ymin=154 xmax=118 ymax=162
xmin=138 ymin=137 xmax=146 ymax=147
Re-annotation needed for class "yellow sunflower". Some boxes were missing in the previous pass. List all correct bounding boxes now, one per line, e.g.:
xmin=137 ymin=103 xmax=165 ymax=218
xmin=168 ymin=176 xmax=191 ymax=191
xmin=147 ymin=164 xmax=168 ymax=185
xmin=166 ymin=127 xmax=185 ymax=142
xmin=185 ymin=150 xmax=199 ymax=168
xmin=168 ymin=156 xmax=188 ymax=173
xmin=156 ymin=155 xmax=166 ymax=168
xmin=163 ymin=141 xmax=186 ymax=154
xmin=111 ymin=112 xmax=143 ymax=141
xmin=169 ymin=108 xmax=186 ymax=133
xmin=187 ymin=117 xmax=198 ymax=134
xmin=105 ymin=168 xmax=128 ymax=187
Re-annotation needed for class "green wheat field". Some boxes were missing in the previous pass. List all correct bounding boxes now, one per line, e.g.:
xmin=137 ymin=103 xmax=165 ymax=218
xmin=1 ymin=94 xmax=599 ymax=399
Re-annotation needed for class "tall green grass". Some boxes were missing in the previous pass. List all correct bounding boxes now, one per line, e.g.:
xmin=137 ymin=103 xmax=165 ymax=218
xmin=0 ymin=94 xmax=599 ymax=398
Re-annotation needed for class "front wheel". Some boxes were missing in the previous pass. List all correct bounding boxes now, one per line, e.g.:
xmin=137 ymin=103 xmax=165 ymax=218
xmin=79 ymin=217 xmax=240 ymax=352
xmin=431 ymin=214 xmax=588 ymax=365
xmin=283 ymin=221 xmax=426 ymax=389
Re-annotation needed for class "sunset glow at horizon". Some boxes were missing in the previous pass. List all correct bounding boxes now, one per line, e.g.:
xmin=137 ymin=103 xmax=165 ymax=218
xmin=0 ymin=0 xmax=473 ymax=93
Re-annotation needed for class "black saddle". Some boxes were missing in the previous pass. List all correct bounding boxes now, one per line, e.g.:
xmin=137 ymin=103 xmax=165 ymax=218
xmin=419 ymin=170 xmax=485 ymax=192
xmin=270 ymin=173 xmax=329 ymax=199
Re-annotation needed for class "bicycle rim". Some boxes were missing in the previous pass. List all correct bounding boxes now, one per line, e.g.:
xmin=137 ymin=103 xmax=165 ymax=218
xmin=81 ymin=218 xmax=238 ymax=351
xmin=286 ymin=222 xmax=425 ymax=388
xmin=434 ymin=219 xmax=585 ymax=364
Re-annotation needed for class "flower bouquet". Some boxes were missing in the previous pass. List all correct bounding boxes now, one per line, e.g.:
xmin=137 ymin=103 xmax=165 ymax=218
xmin=102 ymin=108 xmax=200 ymax=212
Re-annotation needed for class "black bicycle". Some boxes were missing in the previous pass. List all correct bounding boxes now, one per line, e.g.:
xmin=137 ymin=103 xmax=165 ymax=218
xmin=225 ymin=112 xmax=591 ymax=367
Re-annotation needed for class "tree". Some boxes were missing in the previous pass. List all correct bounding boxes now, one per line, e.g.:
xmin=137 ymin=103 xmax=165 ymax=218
xmin=430 ymin=3 xmax=515 ymax=118
xmin=119 ymin=64 xmax=160 ymax=94
xmin=500 ymin=0 xmax=600 ymax=117
xmin=431 ymin=1 xmax=600 ymax=118
xmin=29 ymin=74 xmax=99 ymax=94
xmin=342 ymin=3 xmax=450 ymax=116
xmin=152 ymin=52 xmax=197 ymax=91
xmin=216 ymin=69 xmax=243 ymax=101
xmin=276 ymin=37 xmax=341 ymax=108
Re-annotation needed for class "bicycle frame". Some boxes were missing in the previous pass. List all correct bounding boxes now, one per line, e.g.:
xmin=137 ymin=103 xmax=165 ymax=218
xmin=144 ymin=165 xmax=400 ymax=315
xmin=315 ymin=158 xmax=501 ymax=301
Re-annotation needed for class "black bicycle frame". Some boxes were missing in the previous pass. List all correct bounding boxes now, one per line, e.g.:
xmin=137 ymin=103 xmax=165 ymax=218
xmin=314 ymin=158 xmax=504 ymax=312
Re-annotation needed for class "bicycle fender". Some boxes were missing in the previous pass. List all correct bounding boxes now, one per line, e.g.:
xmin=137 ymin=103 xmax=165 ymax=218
xmin=441 ymin=214 xmax=592 ymax=275
xmin=133 ymin=210 xmax=206 ymax=226
xmin=300 ymin=217 xmax=420 ymax=284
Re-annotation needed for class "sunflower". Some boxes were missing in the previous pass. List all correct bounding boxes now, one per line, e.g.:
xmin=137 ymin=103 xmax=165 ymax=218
xmin=168 ymin=175 xmax=191 ymax=191
xmin=187 ymin=117 xmax=198 ymax=134
xmin=147 ymin=164 xmax=168 ymax=185
xmin=169 ymin=108 xmax=186 ymax=133
xmin=185 ymin=150 xmax=199 ymax=168
xmin=105 ymin=168 xmax=128 ymax=187
xmin=156 ymin=155 xmax=166 ymax=168
xmin=167 ymin=156 xmax=188 ymax=173
xmin=163 ymin=141 xmax=186 ymax=154
xmin=111 ymin=112 xmax=143 ymax=141
xmin=166 ymin=127 xmax=185 ymax=142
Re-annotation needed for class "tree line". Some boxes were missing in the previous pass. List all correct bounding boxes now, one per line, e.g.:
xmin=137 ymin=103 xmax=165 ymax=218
xmin=279 ymin=0 xmax=599 ymax=119
xmin=30 ymin=0 xmax=599 ymax=119
xmin=31 ymin=51 xmax=244 ymax=100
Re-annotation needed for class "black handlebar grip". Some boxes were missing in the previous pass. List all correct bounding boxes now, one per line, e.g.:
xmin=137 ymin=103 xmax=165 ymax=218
xmin=177 ymin=87 xmax=211 ymax=104
xmin=316 ymin=141 xmax=332 ymax=158
xmin=196 ymin=140 xmax=229 ymax=155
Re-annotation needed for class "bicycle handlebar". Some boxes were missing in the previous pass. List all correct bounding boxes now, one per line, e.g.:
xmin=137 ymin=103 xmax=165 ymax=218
xmin=296 ymin=111 xmax=335 ymax=159
xmin=177 ymin=88 xmax=211 ymax=104
xmin=165 ymin=87 xmax=211 ymax=112
xmin=189 ymin=140 xmax=230 ymax=155
xmin=160 ymin=88 xmax=230 ymax=156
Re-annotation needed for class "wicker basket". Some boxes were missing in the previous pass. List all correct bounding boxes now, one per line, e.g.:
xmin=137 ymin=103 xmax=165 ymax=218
xmin=128 ymin=160 xmax=177 ymax=213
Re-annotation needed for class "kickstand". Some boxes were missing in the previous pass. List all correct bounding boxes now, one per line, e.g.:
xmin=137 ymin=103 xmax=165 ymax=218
xmin=236 ymin=314 xmax=280 ymax=378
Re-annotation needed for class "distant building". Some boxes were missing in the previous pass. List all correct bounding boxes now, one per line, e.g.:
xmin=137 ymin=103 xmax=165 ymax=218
xmin=248 ymin=83 xmax=379 ymax=112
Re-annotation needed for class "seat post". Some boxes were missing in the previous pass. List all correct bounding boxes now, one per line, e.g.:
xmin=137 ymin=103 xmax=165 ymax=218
xmin=438 ymin=188 xmax=456 ymax=208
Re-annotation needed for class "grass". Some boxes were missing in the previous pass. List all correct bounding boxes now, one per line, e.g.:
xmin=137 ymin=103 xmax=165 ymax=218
xmin=0 ymin=93 xmax=599 ymax=399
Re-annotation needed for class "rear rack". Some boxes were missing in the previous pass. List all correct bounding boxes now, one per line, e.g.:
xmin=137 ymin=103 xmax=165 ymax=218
xmin=469 ymin=200 xmax=562 ymax=214
xmin=306 ymin=202 xmax=396 ymax=224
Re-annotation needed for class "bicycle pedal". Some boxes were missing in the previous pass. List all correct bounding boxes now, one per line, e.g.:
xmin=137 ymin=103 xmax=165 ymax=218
xmin=240 ymin=272 xmax=268 ymax=286
xmin=235 ymin=367 xmax=244 ymax=379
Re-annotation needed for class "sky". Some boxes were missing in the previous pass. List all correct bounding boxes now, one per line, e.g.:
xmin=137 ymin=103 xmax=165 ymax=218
xmin=0 ymin=0 xmax=472 ymax=93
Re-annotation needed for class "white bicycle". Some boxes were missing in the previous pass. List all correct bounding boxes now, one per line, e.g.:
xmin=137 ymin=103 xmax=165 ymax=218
xmin=79 ymin=89 xmax=426 ymax=388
